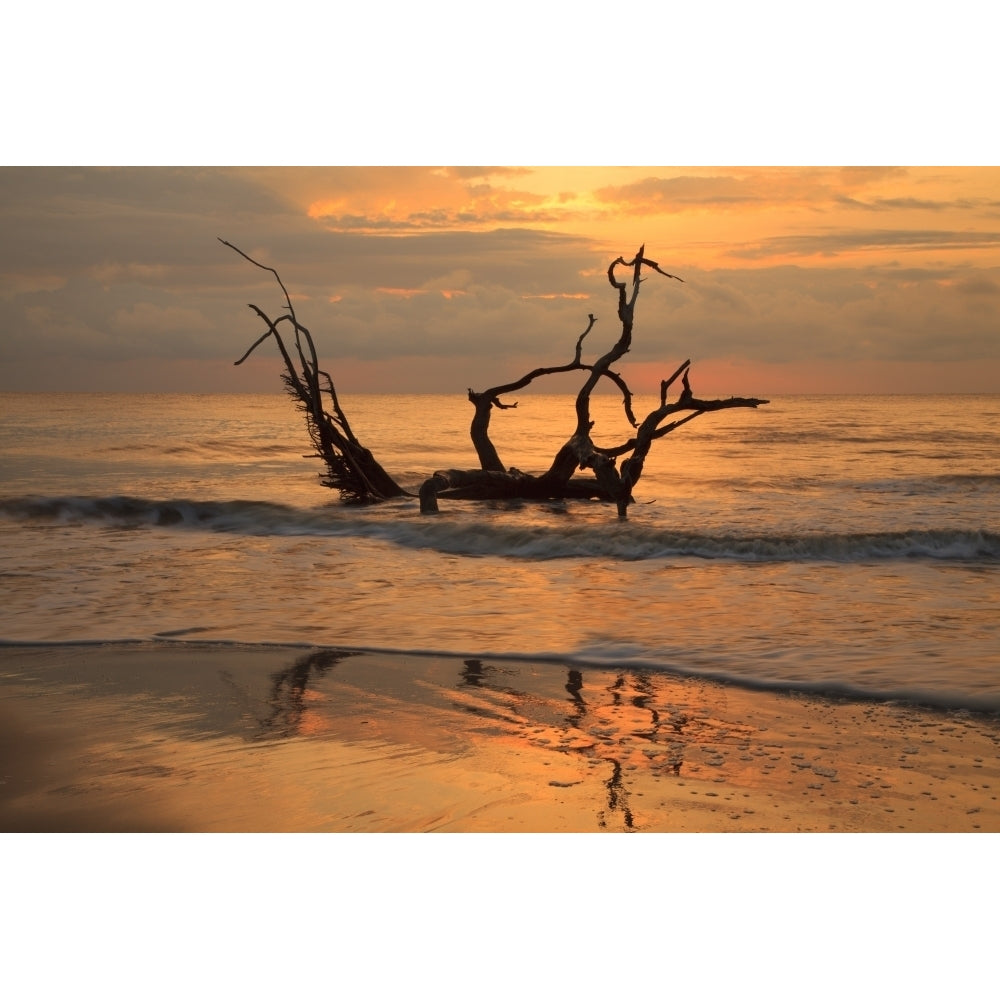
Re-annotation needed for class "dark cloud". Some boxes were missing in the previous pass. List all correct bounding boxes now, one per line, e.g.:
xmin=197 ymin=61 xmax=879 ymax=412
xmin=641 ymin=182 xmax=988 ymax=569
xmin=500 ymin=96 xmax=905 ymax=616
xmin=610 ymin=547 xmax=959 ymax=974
xmin=594 ymin=174 xmax=763 ymax=210
xmin=837 ymin=167 xmax=910 ymax=183
xmin=639 ymin=264 xmax=1000 ymax=365
xmin=313 ymin=208 xmax=565 ymax=231
xmin=257 ymin=228 xmax=593 ymax=294
xmin=443 ymin=167 xmax=534 ymax=180
xmin=0 ymin=167 xmax=305 ymax=277
xmin=834 ymin=194 xmax=1000 ymax=213
xmin=0 ymin=166 xmax=604 ymax=380
xmin=728 ymin=229 xmax=1000 ymax=259
xmin=1 ymin=167 xmax=998 ymax=393
xmin=955 ymin=277 xmax=1000 ymax=296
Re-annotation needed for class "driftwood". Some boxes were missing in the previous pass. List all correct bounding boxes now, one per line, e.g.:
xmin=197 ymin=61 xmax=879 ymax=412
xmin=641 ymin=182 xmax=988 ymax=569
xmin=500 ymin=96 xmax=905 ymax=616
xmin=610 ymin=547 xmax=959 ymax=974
xmin=225 ymin=241 xmax=768 ymax=517
xmin=222 ymin=239 xmax=404 ymax=504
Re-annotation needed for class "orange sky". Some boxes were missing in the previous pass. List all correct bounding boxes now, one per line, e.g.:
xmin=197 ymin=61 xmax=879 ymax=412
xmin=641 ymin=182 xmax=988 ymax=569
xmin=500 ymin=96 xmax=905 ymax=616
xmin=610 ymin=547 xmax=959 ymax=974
xmin=1 ymin=166 xmax=998 ymax=395
xmin=290 ymin=165 xmax=1000 ymax=269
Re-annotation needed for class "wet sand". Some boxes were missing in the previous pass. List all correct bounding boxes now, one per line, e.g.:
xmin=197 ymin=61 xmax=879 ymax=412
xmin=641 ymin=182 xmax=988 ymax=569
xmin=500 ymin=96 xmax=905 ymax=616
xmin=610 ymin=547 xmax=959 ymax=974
xmin=1 ymin=642 xmax=999 ymax=832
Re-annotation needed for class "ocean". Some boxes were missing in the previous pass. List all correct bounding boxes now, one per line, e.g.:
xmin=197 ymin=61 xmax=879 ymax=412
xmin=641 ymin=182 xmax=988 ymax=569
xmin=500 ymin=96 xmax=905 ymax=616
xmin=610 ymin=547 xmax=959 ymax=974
xmin=1 ymin=391 xmax=998 ymax=711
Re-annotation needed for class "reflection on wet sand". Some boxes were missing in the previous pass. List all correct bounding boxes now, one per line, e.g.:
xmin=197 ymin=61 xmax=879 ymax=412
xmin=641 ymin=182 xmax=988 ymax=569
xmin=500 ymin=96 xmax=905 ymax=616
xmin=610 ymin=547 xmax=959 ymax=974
xmin=457 ymin=661 xmax=703 ymax=831
xmin=243 ymin=650 xmax=761 ymax=831
xmin=227 ymin=649 xmax=1000 ymax=832
xmin=226 ymin=650 xmax=735 ymax=830
xmin=458 ymin=659 xmax=643 ymax=829
xmin=2 ymin=643 xmax=999 ymax=832
xmin=256 ymin=649 xmax=360 ymax=739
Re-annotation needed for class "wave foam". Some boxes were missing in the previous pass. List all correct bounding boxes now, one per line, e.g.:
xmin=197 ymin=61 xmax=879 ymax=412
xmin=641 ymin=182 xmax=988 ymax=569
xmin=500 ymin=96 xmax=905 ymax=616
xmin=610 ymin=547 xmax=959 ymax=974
xmin=3 ymin=494 xmax=997 ymax=564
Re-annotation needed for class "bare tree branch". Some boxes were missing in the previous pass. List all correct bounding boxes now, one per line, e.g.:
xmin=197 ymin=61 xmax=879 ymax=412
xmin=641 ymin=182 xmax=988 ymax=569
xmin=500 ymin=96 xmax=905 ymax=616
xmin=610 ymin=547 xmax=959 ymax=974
xmin=224 ymin=239 xmax=406 ymax=504
xmin=226 ymin=239 xmax=769 ymax=518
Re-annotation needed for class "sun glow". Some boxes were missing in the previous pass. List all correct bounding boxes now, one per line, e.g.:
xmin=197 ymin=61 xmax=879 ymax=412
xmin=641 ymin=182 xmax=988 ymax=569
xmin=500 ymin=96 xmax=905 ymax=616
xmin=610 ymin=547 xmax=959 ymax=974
xmin=4 ymin=166 xmax=1000 ymax=394
xmin=376 ymin=287 xmax=426 ymax=299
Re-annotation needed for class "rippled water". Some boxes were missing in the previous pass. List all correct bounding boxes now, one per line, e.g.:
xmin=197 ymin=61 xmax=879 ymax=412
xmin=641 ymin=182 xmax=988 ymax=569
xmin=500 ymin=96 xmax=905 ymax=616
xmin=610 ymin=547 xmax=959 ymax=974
xmin=1 ymin=391 xmax=998 ymax=709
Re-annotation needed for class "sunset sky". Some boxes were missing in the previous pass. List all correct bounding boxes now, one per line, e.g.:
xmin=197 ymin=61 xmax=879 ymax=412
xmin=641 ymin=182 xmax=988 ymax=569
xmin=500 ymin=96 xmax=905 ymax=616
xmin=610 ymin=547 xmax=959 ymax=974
xmin=3 ymin=4 xmax=997 ymax=397
xmin=2 ymin=165 xmax=998 ymax=395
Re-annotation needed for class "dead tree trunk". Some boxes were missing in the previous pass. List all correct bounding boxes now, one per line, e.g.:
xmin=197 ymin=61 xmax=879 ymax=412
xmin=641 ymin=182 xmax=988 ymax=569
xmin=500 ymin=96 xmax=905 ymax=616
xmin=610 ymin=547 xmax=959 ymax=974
xmin=226 ymin=240 xmax=768 ymax=518
xmin=419 ymin=246 xmax=768 ymax=515
xmin=222 ymin=239 xmax=406 ymax=504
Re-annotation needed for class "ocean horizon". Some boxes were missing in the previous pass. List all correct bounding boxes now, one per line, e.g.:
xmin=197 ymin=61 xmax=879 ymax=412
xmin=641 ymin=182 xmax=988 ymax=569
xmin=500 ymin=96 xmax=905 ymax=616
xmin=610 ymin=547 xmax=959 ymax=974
xmin=2 ymin=390 xmax=997 ymax=713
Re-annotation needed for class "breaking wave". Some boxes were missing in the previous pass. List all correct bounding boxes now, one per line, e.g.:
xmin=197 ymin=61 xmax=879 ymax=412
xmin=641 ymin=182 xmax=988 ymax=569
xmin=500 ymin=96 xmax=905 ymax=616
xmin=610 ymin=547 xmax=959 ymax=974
xmin=3 ymin=494 xmax=998 ymax=563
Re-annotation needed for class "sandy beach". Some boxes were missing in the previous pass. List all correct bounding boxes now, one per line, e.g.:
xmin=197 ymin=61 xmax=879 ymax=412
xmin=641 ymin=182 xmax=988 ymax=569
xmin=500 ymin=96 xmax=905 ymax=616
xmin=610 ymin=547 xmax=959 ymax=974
xmin=1 ymin=642 xmax=997 ymax=833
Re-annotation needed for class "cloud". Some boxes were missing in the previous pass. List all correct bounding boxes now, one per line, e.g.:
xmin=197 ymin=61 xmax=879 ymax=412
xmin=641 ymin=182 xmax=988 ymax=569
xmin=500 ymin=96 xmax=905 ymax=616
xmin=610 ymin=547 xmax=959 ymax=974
xmin=309 ymin=182 xmax=564 ymax=233
xmin=2 ymin=166 xmax=999 ymax=393
xmin=837 ymin=167 xmax=910 ymax=184
xmin=727 ymin=229 xmax=1000 ymax=260
xmin=835 ymin=194 xmax=1000 ymax=213
xmin=590 ymin=168 xmax=1000 ymax=232
xmin=640 ymin=264 xmax=1000 ymax=366
xmin=311 ymin=206 xmax=566 ymax=232
xmin=0 ymin=168 xmax=306 ymax=291
xmin=954 ymin=277 xmax=1000 ymax=296
xmin=591 ymin=167 xmax=892 ymax=216
xmin=594 ymin=173 xmax=766 ymax=211
xmin=440 ymin=167 xmax=534 ymax=181
xmin=294 ymin=166 xmax=563 ymax=234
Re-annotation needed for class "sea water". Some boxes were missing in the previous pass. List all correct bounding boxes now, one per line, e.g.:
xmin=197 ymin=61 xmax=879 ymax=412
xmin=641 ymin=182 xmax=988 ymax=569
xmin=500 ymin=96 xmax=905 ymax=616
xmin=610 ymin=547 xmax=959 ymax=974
xmin=1 ymin=391 xmax=998 ymax=710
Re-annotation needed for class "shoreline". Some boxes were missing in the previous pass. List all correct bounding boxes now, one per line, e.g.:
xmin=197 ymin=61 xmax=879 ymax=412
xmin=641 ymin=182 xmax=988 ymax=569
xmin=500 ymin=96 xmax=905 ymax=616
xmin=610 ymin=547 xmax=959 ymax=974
xmin=2 ymin=642 xmax=998 ymax=832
